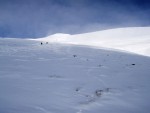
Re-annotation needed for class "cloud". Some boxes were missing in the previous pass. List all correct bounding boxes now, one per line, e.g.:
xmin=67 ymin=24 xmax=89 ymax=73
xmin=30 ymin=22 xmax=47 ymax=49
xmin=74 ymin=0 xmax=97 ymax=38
xmin=0 ymin=0 xmax=150 ymax=38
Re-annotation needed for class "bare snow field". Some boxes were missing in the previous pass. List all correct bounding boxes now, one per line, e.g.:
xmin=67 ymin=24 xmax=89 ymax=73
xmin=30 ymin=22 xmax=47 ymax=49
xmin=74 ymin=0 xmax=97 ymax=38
xmin=37 ymin=27 xmax=150 ymax=57
xmin=0 ymin=27 xmax=150 ymax=113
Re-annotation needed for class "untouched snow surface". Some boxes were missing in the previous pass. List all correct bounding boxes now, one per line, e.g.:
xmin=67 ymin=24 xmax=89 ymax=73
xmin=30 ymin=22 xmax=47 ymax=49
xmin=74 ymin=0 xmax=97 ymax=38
xmin=37 ymin=27 xmax=150 ymax=56
xmin=0 ymin=33 xmax=150 ymax=113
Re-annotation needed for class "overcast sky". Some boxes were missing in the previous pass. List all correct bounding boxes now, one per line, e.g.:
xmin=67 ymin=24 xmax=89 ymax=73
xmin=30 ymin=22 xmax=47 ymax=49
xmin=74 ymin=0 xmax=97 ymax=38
xmin=0 ymin=0 xmax=150 ymax=38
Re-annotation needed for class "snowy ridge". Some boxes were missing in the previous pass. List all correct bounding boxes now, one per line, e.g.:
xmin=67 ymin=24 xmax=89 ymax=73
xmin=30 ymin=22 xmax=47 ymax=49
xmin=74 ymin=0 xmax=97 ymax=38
xmin=36 ymin=27 xmax=150 ymax=56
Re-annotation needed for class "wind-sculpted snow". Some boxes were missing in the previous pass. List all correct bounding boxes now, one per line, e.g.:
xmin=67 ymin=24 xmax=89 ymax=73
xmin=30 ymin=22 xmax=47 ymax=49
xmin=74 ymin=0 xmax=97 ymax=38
xmin=37 ymin=27 xmax=150 ymax=56
xmin=0 ymin=38 xmax=150 ymax=113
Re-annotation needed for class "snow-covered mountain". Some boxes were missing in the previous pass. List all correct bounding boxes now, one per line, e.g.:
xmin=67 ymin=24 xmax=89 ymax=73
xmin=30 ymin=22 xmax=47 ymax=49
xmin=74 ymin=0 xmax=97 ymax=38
xmin=37 ymin=27 xmax=150 ymax=57
xmin=0 ymin=27 xmax=150 ymax=113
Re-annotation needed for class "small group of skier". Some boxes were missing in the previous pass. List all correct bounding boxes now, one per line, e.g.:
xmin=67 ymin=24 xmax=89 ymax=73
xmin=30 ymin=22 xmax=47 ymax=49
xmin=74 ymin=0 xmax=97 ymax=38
xmin=40 ymin=42 xmax=48 ymax=45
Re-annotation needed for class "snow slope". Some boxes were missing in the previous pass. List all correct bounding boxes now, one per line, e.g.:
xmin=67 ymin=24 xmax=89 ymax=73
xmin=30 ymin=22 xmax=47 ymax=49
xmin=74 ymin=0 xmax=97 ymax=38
xmin=0 ymin=37 xmax=150 ymax=113
xmin=37 ymin=27 xmax=150 ymax=56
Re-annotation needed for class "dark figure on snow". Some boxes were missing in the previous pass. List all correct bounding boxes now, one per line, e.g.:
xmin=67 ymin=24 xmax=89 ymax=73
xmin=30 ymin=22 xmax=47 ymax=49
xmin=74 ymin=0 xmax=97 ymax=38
xmin=73 ymin=55 xmax=77 ymax=57
xmin=41 ymin=42 xmax=43 ymax=45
